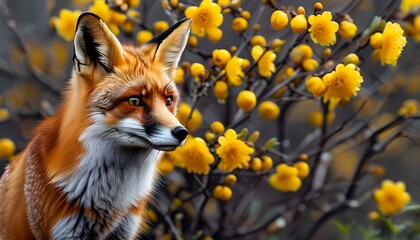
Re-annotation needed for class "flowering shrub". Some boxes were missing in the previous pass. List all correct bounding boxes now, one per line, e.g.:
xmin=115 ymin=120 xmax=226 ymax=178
xmin=1 ymin=0 xmax=420 ymax=239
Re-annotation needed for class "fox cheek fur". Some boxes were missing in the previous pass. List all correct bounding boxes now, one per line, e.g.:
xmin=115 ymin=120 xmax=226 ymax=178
xmin=0 ymin=12 xmax=191 ymax=239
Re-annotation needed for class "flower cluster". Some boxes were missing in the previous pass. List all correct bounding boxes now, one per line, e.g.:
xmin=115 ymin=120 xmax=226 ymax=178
xmin=374 ymin=180 xmax=411 ymax=215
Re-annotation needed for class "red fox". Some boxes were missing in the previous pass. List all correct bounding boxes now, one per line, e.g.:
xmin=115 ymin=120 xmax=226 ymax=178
xmin=0 ymin=12 xmax=190 ymax=239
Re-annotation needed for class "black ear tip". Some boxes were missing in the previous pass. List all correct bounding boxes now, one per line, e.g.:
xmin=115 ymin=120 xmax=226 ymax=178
xmin=76 ymin=12 xmax=102 ymax=29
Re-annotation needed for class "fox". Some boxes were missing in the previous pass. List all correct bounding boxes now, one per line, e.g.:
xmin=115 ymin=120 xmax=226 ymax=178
xmin=0 ymin=12 xmax=190 ymax=239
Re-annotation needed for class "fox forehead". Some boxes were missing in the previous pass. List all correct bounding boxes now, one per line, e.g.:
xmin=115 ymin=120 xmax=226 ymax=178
xmin=91 ymin=45 xmax=179 ymax=108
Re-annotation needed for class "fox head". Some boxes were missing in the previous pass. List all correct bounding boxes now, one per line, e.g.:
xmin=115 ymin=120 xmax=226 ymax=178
xmin=71 ymin=12 xmax=190 ymax=151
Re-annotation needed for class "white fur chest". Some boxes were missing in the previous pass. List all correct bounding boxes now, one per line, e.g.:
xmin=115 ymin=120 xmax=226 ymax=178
xmin=57 ymin=123 xmax=162 ymax=213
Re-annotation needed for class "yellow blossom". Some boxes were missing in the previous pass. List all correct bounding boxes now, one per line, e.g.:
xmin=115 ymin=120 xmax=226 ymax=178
xmin=372 ymin=22 xmax=407 ymax=66
xmin=0 ymin=108 xmax=9 ymax=122
xmin=205 ymin=132 xmax=215 ymax=141
xmin=258 ymin=101 xmax=280 ymax=120
xmin=398 ymin=99 xmax=418 ymax=116
xmin=344 ymin=53 xmax=360 ymax=65
xmin=137 ymin=30 xmax=153 ymax=44
xmin=308 ymin=11 xmax=339 ymax=46
xmin=236 ymin=90 xmax=257 ymax=112
xmin=224 ymin=174 xmax=237 ymax=186
xmin=225 ymin=56 xmax=245 ymax=86
xmin=157 ymin=154 xmax=175 ymax=175
xmin=261 ymin=155 xmax=273 ymax=171
xmin=241 ymin=11 xmax=251 ymax=19
xmin=188 ymin=35 xmax=198 ymax=47
xmin=339 ymin=21 xmax=357 ymax=39
xmin=306 ymin=76 xmax=326 ymax=97
xmin=322 ymin=63 xmax=363 ymax=103
xmin=216 ymin=129 xmax=253 ymax=172
xmin=400 ymin=0 xmax=420 ymax=13
xmin=190 ymin=63 xmax=206 ymax=80
xmin=88 ymin=1 xmax=112 ymax=23
xmin=0 ymin=138 xmax=16 ymax=158
xmin=207 ymin=28 xmax=223 ymax=42
xmin=293 ymin=161 xmax=310 ymax=178
xmin=185 ymin=0 xmax=223 ymax=38
xmin=405 ymin=15 xmax=420 ymax=41
xmin=302 ymin=58 xmax=319 ymax=71
xmin=374 ymin=180 xmax=411 ymax=215
xmin=153 ymin=21 xmax=169 ymax=33
xmin=269 ymin=164 xmax=302 ymax=192
xmin=308 ymin=110 xmax=335 ymax=127
xmin=314 ymin=2 xmax=323 ymax=11
xmin=212 ymin=49 xmax=232 ymax=68
xmin=290 ymin=44 xmax=313 ymax=64
xmin=271 ymin=10 xmax=289 ymax=30
xmin=172 ymin=136 xmax=214 ymax=174
xmin=251 ymin=46 xmax=276 ymax=77
xmin=251 ymin=157 xmax=262 ymax=171
xmin=290 ymin=14 xmax=307 ymax=33
xmin=174 ymin=68 xmax=185 ymax=84
xmin=213 ymin=185 xmax=233 ymax=201
xmin=271 ymin=38 xmax=286 ymax=52
xmin=54 ymin=9 xmax=81 ymax=41
xmin=211 ymin=121 xmax=225 ymax=134
xmin=176 ymin=103 xmax=203 ymax=132
xmin=214 ymin=81 xmax=229 ymax=101
xmin=217 ymin=0 xmax=231 ymax=7
xmin=250 ymin=35 xmax=267 ymax=46
xmin=232 ymin=17 xmax=248 ymax=32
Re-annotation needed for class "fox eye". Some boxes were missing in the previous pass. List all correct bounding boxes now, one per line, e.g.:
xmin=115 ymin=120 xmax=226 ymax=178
xmin=128 ymin=96 xmax=144 ymax=106
xmin=166 ymin=96 xmax=173 ymax=106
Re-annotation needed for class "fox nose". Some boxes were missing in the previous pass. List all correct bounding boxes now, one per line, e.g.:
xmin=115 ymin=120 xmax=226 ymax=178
xmin=172 ymin=126 xmax=188 ymax=141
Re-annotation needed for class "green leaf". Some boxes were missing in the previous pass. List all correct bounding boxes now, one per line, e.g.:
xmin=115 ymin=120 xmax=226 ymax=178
xmin=333 ymin=220 xmax=353 ymax=236
xmin=402 ymin=204 xmax=420 ymax=213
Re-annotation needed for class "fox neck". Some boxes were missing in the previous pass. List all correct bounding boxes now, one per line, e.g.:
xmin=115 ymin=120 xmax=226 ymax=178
xmin=40 ymin=76 xmax=162 ymax=212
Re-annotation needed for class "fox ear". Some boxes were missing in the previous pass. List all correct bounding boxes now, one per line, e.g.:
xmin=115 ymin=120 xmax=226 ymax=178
xmin=148 ymin=18 xmax=191 ymax=79
xmin=73 ymin=12 xmax=124 ymax=77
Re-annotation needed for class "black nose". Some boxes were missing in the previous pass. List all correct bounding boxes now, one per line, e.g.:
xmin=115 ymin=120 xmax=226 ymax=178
xmin=172 ymin=126 xmax=188 ymax=141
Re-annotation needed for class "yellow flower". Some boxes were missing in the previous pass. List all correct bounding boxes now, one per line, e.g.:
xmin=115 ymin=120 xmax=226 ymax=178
xmin=322 ymin=63 xmax=363 ymax=103
xmin=190 ymin=63 xmax=206 ymax=80
xmin=212 ymin=49 xmax=232 ymax=68
xmin=185 ymin=0 xmax=223 ymax=38
xmin=271 ymin=10 xmax=289 ymax=30
xmin=88 ymin=1 xmax=112 ymax=23
xmin=344 ymin=53 xmax=360 ymax=65
xmin=216 ymin=129 xmax=253 ymax=172
xmin=0 ymin=108 xmax=9 ymax=122
xmin=211 ymin=121 xmax=225 ymax=134
xmin=290 ymin=44 xmax=313 ymax=64
xmin=153 ymin=21 xmax=169 ymax=33
xmin=374 ymin=180 xmax=411 ymax=215
xmin=400 ymin=0 xmax=420 ymax=13
xmin=405 ymin=15 xmax=420 ymax=41
xmin=339 ymin=21 xmax=357 ymax=40
xmin=157 ymin=154 xmax=175 ymax=175
xmin=369 ymin=32 xmax=383 ymax=49
xmin=302 ymin=58 xmax=319 ymax=71
xmin=258 ymin=101 xmax=280 ymax=120
xmin=308 ymin=110 xmax=335 ymax=127
xmin=188 ymin=35 xmax=198 ymax=47
xmin=172 ymin=136 xmax=214 ymax=174
xmin=250 ymin=35 xmax=267 ymax=47
xmin=251 ymin=157 xmax=262 ymax=171
xmin=176 ymin=103 xmax=203 ymax=132
xmin=293 ymin=161 xmax=310 ymax=178
xmin=55 ymin=9 xmax=81 ymax=41
xmin=213 ymin=185 xmax=233 ymax=201
xmin=174 ymin=68 xmax=185 ymax=84
xmin=0 ymin=138 xmax=16 ymax=158
xmin=306 ymin=76 xmax=326 ymax=97
xmin=269 ymin=164 xmax=302 ymax=192
xmin=225 ymin=56 xmax=245 ymax=86
xmin=290 ymin=14 xmax=307 ymax=33
xmin=251 ymin=46 xmax=276 ymax=77
xmin=236 ymin=90 xmax=257 ymax=112
xmin=207 ymin=28 xmax=223 ymax=42
xmin=232 ymin=17 xmax=248 ymax=32
xmin=224 ymin=174 xmax=237 ymax=186
xmin=137 ymin=30 xmax=153 ymax=44
xmin=213 ymin=81 xmax=229 ymax=102
xmin=308 ymin=11 xmax=339 ymax=46
xmin=261 ymin=155 xmax=273 ymax=171
xmin=372 ymin=22 xmax=407 ymax=66
xmin=398 ymin=99 xmax=418 ymax=116
xmin=217 ymin=0 xmax=231 ymax=7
